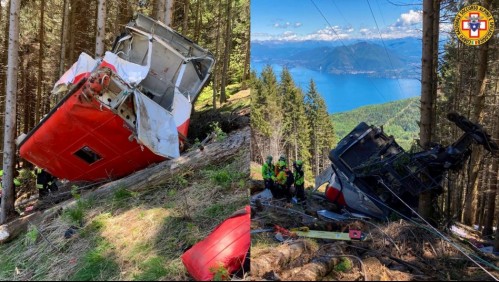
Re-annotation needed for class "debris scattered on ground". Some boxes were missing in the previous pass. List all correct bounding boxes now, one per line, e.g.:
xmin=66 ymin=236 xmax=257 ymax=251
xmin=249 ymin=187 xmax=499 ymax=281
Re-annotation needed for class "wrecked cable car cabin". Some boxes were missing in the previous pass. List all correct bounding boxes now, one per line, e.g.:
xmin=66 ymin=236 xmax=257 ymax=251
xmin=18 ymin=14 xmax=214 ymax=182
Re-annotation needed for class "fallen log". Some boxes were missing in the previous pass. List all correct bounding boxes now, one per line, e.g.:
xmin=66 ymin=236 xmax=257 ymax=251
xmin=281 ymin=256 xmax=340 ymax=281
xmin=250 ymin=239 xmax=318 ymax=277
xmin=0 ymin=127 xmax=249 ymax=244
xmin=83 ymin=126 xmax=249 ymax=200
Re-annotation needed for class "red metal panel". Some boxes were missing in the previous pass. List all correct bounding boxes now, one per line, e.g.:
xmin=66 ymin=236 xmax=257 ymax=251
xmin=20 ymin=89 xmax=166 ymax=181
xmin=181 ymin=206 xmax=250 ymax=281
xmin=177 ymin=118 xmax=190 ymax=139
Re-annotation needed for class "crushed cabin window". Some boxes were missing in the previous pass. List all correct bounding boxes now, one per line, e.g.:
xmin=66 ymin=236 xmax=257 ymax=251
xmin=74 ymin=146 xmax=102 ymax=164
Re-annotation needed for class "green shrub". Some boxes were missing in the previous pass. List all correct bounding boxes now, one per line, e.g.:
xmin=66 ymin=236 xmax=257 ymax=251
xmin=24 ymin=226 xmax=39 ymax=246
xmin=334 ymin=257 xmax=353 ymax=273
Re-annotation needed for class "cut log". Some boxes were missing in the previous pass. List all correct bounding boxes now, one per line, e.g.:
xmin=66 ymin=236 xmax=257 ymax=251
xmin=0 ymin=127 xmax=249 ymax=244
xmin=250 ymin=239 xmax=318 ymax=277
xmin=281 ymin=256 xmax=340 ymax=281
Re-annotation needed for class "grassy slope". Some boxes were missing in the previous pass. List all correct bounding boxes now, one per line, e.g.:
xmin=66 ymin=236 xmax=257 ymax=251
xmin=0 ymin=89 xmax=250 ymax=281
xmin=331 ymin=97 xmax=420 ymax=150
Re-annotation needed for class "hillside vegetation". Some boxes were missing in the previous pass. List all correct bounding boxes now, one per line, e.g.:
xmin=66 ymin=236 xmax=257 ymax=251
xmin=0 ymin=90 xmax=250 ymax=281
xmin=331 ymin=97 xmax=420 ymax=150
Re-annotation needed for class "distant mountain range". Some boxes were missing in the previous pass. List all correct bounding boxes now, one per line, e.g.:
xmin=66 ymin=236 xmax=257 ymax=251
xmin=331 ymin=97 xmax=420 ymax=150
xmin=251 ymin=38 xmax=421 ymax=79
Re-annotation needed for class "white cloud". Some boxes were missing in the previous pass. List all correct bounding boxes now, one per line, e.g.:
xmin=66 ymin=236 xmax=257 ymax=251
xmin=395 ymin=10 xmax=422 ymax=26
xmin=273 ymin=21 xmax=304 ymax=29
xmin=439 ymin=23 xmax=453 ymax=34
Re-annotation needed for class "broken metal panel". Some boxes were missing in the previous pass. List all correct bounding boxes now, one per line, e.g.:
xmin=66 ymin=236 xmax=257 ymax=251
xmin=171 ymin=89 xmax=192 ymax=137
xmin=52 ymin=52 xmax=98 ymax=92
xmin=102 ymin=51 xmax=150 ymax=85
xmin=314 ymin=165 xmax=332 ymax=191
xmin=124 ymin=14 xmax=215 ymax=103
xmin=133 ymin=91 xmax=180 ymax=159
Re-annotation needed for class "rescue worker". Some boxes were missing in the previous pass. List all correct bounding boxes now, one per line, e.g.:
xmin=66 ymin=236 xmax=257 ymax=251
xmin=35 ymin=167 xmax=57 ymax=197
xmin=275 ymin=161 xmax=287 ymax=200
xmin=275 ymin=154 xmax=287 ymax=176
xmin=0 ymin=168 xmax=21 ymax=204
xmin=284 ymin=163 xmax=294 ymax=202
xmin=293 ymin=160 xmax=306 ymax=204
xmin=261 ymin=156 xmax=276 ymax=195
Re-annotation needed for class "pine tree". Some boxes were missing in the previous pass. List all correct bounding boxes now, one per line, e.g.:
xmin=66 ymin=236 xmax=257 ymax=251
xmin=278 ymin=68 xmax=311 ymax=175
xmin=305 ymin=79 xmax=334 ymax=176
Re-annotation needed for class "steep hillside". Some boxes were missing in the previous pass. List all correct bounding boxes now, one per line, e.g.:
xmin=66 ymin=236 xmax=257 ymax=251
xmin=331 ymin=97 xmax=420 ymax=150
xmin=0 ymin=91 xmax=251 ymax=281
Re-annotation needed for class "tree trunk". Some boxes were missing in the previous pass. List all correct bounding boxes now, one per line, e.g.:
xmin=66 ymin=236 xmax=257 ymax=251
xmin=155 ymin=0 xmax=166 ymax=23
xmin=212 ymin=0 xmax=223 ymax=110
xmin=418 ymin=0 xmax=438 ymax=221
xmin=182 ymin=0 xmax=189 ymax=33
xmin=22 ymin=55 xmax=30 ymax=135
xmin=193 ymin=0 xmax=201 ymax=42
xmin=1 ymin=0 xmax=21 ymax=225
xmin=463 ymin=0 xmax=491 ymax=225
xmin=0 ymin=1 xmax=6 ymax=165
xmin=35 ymin=0 xmax=45 ymax=123
xmin=68 ymin=0 xmax=77 ymax=63
xmin=165 ymin=0 xmax=174 ymax=26
xmin=59 ymin=0 xmax=70 ymax=77
xmin=495 ymin=218 xmax=499 ymax=252
xmin=95 ymin=0 xmax=106 ymax=58
xmin=219 ymin=0 xmax=232 ymax=104
xmin=483 ymin=112 xmax=499 ymax=236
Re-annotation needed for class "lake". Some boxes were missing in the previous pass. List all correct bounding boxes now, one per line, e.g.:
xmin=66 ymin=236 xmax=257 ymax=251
xmin=251 ymin=62 xmax=421 ymax=114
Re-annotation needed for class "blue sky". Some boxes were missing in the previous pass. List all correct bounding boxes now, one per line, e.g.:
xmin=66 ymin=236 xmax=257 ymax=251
xmin=251 ymin=0 xmax=433 ymax=41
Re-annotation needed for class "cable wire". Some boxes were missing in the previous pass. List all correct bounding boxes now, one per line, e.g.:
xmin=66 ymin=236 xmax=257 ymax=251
xmin=366 ymin=0 xmax=405 ymax=96
xmin=373 ymin=177 xmax=499 ymax=280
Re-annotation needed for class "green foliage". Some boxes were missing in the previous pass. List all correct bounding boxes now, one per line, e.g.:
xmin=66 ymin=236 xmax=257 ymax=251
xmin=71 ymin=238 xmax=119 ymax=281
xmin=84 ymin=213 xmax=111 ymax=235
xmin=334 ymin=257 xmax=353 ymax=273
xmin=203 ymin=165 xmax=245 ymax=190
xmin=64 ymin=199 xmax=93 ymax=226
xmin=202 ymin=202 xmax=242 ymax=220
xmin=113 ymin=187 xmax=133 ymax=202
xmin=210 ymin=263 xmax=230 ymax=281
xmin=163 ymin=174 xmax=189 ymax=191
xmin=24 ymin=226 xmax=39 ymax=246
xmin=71 ymin=185 xmax=81 ymax=200
xmin=210 ymin=122 xmax=228 ymax=141
xmin=331 ymin=97 xmax=420 ymax=150
xmin=64 ymin=205 xmax=85 ymax=226
xmin=133 ymin=257 xmax=169 ymax=281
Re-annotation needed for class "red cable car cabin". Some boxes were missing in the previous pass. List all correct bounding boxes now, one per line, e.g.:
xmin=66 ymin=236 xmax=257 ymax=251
xmin=18 ymin=14 xmax=214 ymax=182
